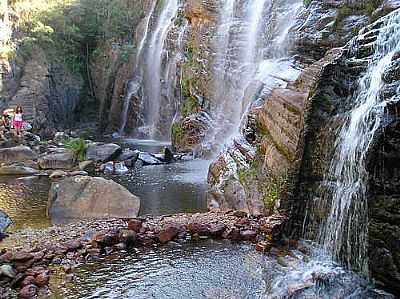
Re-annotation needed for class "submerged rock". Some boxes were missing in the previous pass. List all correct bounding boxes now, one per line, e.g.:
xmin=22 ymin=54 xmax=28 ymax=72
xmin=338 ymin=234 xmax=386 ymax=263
xmin=48 ymin=176 xmax=140 ymax=222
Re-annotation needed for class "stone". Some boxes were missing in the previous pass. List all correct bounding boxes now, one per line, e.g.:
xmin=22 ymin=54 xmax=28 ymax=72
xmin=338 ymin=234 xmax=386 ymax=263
xmin=79 ymin=160 xmax=95 ymax=173
xmin=34 ymin=273 xmax=49 ymax=287
xmin=119 ymin=230 xmax=137 ymax=246
xmin=0 ymin=264 xmax=16 ymax=278
xmin=38 ymin=152 xmax=76 ymax=170
xmin=101 ymin=161 xmax=114 ymax=174
xmin=114 ymin=162 xmax=128 ymax=175
xmin=163 ymin=147 xmax=175 ymax=164
xmin=208 ymin=223 xmax=226 ymax=237
xmin=13 ymin=251 xmax=33 ymax=261
xmin=117 ymin=149 xmax=138 ymax=162
xmin=49 ymin=170 xmax=68 ymax=180
xmin=21 ymin=276 xmax=35 ymax=287
xmin=158 ymin=224 xmax=182 ymax=243
xmin=53 ymin=132 xmax=69 ymax=145
xmin=240 ymin=230 xmax=257 ymax=241
xmin=19 ymin=284 xmax=38 ymax=298
xmin=0 ymin=165 xmax=39 ymax=176
xmin=23 ymin=132 xmax=41 ymax=146
xmin=48 ymin=176 xmax=140 ymax=221
xmin=127 ymin=219 xmax=142 ymax=232
xmin=124 ymin=158 xmax=136 ymax=168
xmin=0 ymin=210 xmax=11 ymax=232
xmin=188 ymin=223 xmax=209 ymax=236
xmin=87 ymin=143 xmax=122 ymax=162
xmin=69 ymin=170 xmax=88 ymax=176
xmin=0 ymin=146 xmax=37 ymax=163
xmin=138 ymin=152 xmax=163 ymax=165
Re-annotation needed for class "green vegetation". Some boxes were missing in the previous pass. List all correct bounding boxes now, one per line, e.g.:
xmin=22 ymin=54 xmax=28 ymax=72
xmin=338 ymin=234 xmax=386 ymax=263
xmin=10 ymin=0 xmax=142 ymax=72
xmin=333 ymin=0 xmax=383 ymax=29
xmin=182 ymin=97 xmax=200 ymax=117
xmin=262 ymin=175 xmax=288 ymax=210
xmin=64 ymin=138 xmax=88 ymax=161
xmin=303 ymin=0 xmax=312 ymax=7
xmin=171 ymin=121 xmax=184 ymax=146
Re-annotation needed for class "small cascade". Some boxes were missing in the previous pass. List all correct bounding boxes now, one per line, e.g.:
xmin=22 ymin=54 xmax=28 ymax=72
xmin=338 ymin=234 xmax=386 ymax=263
xmin=204 ymin=0 xmax=302 ymax=152
xmin=164 ymin=19 xmax=189 ymax=137
xmin=314 ymin=10 xmax=400 ymax=272
xmin=119 ymin=0 xmax=157 ymax=135
xmin=139 ymin=0 xmax=180 ymax=139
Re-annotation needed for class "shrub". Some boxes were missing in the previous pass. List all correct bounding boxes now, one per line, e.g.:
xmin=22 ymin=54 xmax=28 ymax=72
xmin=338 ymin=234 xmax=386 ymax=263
xmin=64 ymin=138 xmax=88 ymax=161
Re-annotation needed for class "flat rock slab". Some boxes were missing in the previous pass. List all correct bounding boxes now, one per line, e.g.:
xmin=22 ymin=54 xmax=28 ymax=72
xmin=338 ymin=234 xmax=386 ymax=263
xmin=48 ymin=176 xmax=140 ymax=222
xmin=87 ymin=143 xmax=121 ymax=162
xmin=0 ymin=165 xmax=39 ymax=176
xmin=0 ymin=146 xmax=37 ymax=164
xmin=38 ymin=152 xmax=76 ymax=170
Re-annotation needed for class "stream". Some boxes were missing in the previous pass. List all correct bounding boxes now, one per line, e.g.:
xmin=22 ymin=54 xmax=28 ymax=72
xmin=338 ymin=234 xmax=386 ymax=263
xmin=0 ymin=139 xmax=395 ymax=298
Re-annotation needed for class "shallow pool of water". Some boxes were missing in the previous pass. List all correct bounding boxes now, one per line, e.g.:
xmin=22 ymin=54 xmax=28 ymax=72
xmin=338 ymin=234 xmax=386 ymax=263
xmin=58 ymin=240 xmax=266 ymax=299
xmin=0 ymin=176 xmax=50 ymax=232
xmin=106 ymin=158 xmax=209 ymax=216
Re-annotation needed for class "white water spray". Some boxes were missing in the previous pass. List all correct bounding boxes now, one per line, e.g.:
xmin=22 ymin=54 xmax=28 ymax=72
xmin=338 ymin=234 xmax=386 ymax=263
xmin=317 ymin=10 xmax=400 ymax=272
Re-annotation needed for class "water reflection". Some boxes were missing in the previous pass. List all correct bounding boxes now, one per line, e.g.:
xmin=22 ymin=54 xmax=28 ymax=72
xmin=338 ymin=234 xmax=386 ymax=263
xmin=106 ymin=159 xmax=209 ymax=216
xmin=0 ymin=176 xmax=50 ymax=231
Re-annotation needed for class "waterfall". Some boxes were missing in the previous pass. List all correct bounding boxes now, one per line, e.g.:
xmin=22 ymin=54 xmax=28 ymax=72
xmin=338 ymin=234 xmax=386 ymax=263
xmin=316 ymin=10 xmax=400 ymax=272
xmin=204 ymin=0 xmax=302 ymax=151
xmin=119 ymin=0 xmax=157 ymax=135
xmin=139 ymin=0 xmax=179 ymax=139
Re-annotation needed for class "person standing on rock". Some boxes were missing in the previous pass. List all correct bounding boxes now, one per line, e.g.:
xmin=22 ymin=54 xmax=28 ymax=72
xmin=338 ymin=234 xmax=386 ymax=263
xmin=13 ymin=106 xmax=23 ymax=136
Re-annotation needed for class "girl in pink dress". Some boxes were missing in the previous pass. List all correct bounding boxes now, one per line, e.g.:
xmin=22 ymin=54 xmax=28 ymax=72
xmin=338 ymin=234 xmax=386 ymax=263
xmin=13 ymin=106 xmax=23 ymax=136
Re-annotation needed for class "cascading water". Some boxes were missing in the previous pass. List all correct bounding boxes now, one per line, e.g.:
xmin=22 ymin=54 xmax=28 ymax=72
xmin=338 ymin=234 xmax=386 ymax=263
xmin=119 ymin=0 xmax=157 ymax=135
xmin=314 ymin=10 xmax=400 ymax=272
xmin=139 ymin=0 xmax=179 ymax=139
xmin=204 ymin=0 xmax=302 ymax=152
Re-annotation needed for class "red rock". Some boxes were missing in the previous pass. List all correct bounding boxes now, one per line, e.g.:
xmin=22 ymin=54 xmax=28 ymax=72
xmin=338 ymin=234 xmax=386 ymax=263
xmin=34 ymin=273 xmax=49 ymax=287
xmin=158 ymin=224 xmax=182 ymax=243
xmin=236 ymin=218 xmax=250 ymax=226
xmin=13 ymin=251 xmax=33 ymax=261
xmin=32 ymin=251 xmax=45 ymax=262
xmin=240 ymin=230 xmax=257 ymax=241
xmin=0 ymin=251 xmax=13 ymax=262
xmin=128 ymin=219 xmax=142 ymax=232
xmin=21 ymin=276 xmax=36 ymax=287
xmin=209 ymin=223 xmax=226 ymax=237
xmin=19 ymin=284 xmax=38 ymax=299
xmin=222 ymin=227 xmax=241 ymax=241
xmin=188 ymin=223 xmax=209 ymax=235
xmin=66 ymin=240 xmax=82 ymax=251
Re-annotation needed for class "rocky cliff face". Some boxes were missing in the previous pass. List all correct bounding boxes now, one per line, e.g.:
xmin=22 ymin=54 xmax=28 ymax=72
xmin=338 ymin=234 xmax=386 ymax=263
xmin=290 ymin=8 xmax=400 ymax=294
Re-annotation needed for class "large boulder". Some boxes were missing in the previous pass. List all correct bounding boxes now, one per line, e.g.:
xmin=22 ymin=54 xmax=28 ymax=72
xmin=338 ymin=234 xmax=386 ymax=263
xmin=48 ymin=176 xmax=140 ymax=222
xmin=38 ymin=152 xmax=76 ymax=170
xmin=87 ymin=143 xmax=122 ymax=162
xmin=0 ymin=146 xmax=37 ymax=164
